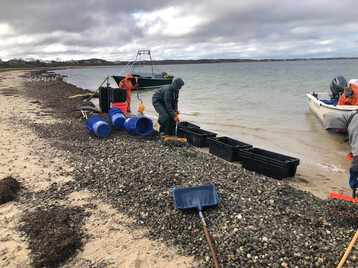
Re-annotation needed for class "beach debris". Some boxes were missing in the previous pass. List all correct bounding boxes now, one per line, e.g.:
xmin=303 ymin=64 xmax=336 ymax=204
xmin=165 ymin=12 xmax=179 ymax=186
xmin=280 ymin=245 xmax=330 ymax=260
xmin=73 ymin=105 xmax=100 ymax=113
xmin=68 ymin=93 xmax=93 ymax=99
xmin=81 ymin=110 xmax=88 ymax=120
xmin=0 ymin=176 xmax=20 ymax=204
xmin=25 ymin=72 xmax=64 ymax=83
xmin=18 ymin=206 xmax=85 ymax=268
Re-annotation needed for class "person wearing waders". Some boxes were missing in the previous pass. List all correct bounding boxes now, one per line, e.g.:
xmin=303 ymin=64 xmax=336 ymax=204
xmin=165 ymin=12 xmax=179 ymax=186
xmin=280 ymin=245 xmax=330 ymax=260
xmin=119 ymin=73 xmax=138 ymax=112
xmin=324 ymin=110 xmax=358 ymax=197
xmin=152 ymin=78 xmax=185 ymax=136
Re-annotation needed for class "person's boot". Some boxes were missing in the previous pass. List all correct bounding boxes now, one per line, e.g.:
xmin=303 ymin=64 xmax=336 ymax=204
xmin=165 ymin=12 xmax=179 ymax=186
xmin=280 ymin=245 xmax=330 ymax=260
xmin=353 ymin=187 xmax=357 ymax=199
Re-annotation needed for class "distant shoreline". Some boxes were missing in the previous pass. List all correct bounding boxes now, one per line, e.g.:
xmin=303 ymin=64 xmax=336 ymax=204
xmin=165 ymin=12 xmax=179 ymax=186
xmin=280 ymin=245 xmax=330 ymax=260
xmin=1 ymin=56 xmax=358 ymax=69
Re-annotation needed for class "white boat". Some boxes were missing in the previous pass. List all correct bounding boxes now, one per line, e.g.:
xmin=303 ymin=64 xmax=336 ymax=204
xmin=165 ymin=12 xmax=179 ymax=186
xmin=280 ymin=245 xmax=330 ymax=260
xmin=306 ymin=75 xmax=358 ymax=126
xmin=306 ymin=92 xmax=358 ymax=125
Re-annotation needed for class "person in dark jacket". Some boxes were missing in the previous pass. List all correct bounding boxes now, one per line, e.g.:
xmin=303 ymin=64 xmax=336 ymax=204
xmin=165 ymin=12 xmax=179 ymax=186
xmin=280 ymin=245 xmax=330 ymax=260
xmin=152 ymin=78 xmax=185 ymax=135
xmin=324 ymin=111 xmax=358 ymax=196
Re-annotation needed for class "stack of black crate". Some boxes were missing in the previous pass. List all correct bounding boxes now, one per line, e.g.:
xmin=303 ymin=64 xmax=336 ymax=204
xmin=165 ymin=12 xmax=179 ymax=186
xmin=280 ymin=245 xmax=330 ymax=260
xmin=99 ymin=86 xmax=126 ymax=113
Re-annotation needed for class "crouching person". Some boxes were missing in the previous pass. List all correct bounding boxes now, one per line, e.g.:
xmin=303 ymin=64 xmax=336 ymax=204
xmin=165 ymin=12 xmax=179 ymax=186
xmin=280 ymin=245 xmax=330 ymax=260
xmin=152 ymin=78 xmax=184 ymax=136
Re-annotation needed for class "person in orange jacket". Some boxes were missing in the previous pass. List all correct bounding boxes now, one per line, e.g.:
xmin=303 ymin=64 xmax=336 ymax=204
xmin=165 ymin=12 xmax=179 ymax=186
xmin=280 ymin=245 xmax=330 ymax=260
xmin=338 ymin=80 xmax=358 ymax=105
xmin=119 ymin=73 xmax=138 ymax=112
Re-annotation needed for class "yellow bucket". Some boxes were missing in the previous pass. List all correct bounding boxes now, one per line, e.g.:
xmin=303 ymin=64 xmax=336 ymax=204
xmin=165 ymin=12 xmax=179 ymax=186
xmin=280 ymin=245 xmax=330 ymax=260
xmin=138 ymin=103 xmax=145 ymax=113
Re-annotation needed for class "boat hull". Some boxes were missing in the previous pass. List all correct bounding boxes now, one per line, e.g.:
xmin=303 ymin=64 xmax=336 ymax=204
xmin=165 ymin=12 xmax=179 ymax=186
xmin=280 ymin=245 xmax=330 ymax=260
xmin=112 ymin=75 xmax=173 ymax=90
xmin=306 ymin=92 xmax=357 ymax=125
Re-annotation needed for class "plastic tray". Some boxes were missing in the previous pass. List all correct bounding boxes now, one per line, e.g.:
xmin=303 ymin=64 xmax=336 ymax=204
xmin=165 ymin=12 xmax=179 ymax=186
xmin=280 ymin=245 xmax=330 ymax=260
xmin=207 ymin=136 xmax=252 ymax=162
xmin=240 ymin=148 xmax=300 ymax=180
xmin=178 ymin=121 xmax=201 ymax=129
xmin=179 ymin=127 xmax=217 ymax=147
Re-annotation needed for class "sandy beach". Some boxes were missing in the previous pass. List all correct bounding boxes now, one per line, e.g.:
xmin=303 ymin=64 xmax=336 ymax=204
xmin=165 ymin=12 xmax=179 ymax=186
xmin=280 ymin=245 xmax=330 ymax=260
xmin=0 ymin=69 xmax=357 ymax=267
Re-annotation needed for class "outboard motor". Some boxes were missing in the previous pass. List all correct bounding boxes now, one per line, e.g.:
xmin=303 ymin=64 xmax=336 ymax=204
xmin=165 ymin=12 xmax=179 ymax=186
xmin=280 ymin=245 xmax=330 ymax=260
xmin=330 ymin=76 xmax=348 ymax=99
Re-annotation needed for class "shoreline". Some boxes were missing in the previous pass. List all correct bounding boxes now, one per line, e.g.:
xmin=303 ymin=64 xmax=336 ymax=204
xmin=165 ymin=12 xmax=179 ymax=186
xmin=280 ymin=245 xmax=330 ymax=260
xmin=1 ymin=69 xmax=357 ymax=267
xmin=1 ymin=56 xmax=358 ymax=70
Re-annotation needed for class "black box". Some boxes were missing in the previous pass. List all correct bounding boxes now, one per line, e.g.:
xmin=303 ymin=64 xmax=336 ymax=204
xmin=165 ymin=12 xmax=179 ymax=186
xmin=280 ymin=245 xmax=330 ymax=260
xmin=179 ymin=127 xmax=217 ymax=147
xmin=99 ymin=86 xmax=109 ymax=113
xmin=177 ymin=122 xmax=200 ymax=139
xmin=240 ymin=148 xmax=300 ymax=180
xmin=109 ymin=88 xmax=126 ymax=104
xmin=178 ymin=121 xmax=200 ymax=129
xmin=207 ymin=137 xmax=252 ymax=162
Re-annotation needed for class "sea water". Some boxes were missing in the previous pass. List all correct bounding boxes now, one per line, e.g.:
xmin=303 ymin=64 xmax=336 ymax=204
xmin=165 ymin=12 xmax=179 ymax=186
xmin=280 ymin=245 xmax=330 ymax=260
xmin=55 ymin=59 xmax=358 ymax=180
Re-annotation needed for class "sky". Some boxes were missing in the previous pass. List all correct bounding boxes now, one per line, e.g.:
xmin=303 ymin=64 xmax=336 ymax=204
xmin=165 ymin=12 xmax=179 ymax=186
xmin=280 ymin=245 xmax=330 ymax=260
xmin=1 ymin=0 xmax=358 ymax=61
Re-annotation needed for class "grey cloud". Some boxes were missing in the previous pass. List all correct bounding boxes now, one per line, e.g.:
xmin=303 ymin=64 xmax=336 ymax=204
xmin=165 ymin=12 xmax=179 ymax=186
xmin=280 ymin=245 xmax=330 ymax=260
xmin=0 ymin=0 xmax=358 ymax=60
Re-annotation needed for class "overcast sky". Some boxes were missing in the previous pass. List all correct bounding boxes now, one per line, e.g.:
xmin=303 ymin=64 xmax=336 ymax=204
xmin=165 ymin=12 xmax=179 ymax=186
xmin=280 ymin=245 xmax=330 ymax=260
xmin=1 ymin=0 xmax=358 ymax=61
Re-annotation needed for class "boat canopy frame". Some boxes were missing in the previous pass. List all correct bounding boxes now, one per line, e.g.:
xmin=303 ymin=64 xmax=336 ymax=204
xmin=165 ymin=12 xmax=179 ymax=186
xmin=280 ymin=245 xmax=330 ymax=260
xmin=119 ymin=50 xmax=161 ymax=76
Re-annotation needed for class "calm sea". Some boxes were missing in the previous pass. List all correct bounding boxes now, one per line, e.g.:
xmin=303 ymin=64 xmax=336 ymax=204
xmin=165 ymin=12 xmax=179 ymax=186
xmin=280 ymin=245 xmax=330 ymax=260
xmin=55 ymin=59 xmax=358 ymax=181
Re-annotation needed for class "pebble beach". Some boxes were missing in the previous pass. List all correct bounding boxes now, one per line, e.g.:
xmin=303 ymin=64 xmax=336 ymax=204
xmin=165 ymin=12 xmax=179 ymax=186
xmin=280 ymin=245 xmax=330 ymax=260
xmin=1 ymin=69 xmax=358 ymax=267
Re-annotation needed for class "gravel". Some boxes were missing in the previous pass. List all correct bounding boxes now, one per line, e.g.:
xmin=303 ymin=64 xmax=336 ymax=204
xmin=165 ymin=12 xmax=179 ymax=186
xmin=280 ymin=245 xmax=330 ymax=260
xmin=7 ymin=70 xmax=358 ymax=267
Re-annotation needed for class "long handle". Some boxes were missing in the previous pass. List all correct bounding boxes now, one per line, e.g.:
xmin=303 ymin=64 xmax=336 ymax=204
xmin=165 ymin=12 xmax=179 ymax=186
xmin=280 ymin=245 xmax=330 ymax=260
xmin=338 ymin=229 xmax=358 ymax=268
xmin=88 ymin=75 xmax=109 ymax=101
xmin=175 ymin=121 xmax=178 ymax=140
xmin=199 ymin=211 xmax=219 ymax=268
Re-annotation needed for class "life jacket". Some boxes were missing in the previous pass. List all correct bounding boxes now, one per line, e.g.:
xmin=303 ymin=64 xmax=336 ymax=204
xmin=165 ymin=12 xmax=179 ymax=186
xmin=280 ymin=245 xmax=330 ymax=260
xmin=338 ymin=84 xmax=358 ymax=105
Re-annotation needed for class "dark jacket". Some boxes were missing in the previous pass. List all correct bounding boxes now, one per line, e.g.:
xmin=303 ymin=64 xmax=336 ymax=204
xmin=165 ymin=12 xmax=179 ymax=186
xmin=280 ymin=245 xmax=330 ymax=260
xmin=152 ymin=78 xmax=184 ymax=118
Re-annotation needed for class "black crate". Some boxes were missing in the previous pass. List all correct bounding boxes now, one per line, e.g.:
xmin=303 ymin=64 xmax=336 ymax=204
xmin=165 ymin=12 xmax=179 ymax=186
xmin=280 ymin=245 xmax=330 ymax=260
xmin=179 ymin=127 xmax=217 ymax=147
xmin=109 ymin=88 xmax=126 ymax=104
xmin=207 ymin=137 xmax=252 ymax=162
xmin=178 ymin=121 xmax=200 ymax=129
xmin=99 ymin=86 xmax=109 ymax=113
xmin=240 ymin=148 xmax=300 ymax=180
xmin=177 ymin=122 xmax=200 ymax=139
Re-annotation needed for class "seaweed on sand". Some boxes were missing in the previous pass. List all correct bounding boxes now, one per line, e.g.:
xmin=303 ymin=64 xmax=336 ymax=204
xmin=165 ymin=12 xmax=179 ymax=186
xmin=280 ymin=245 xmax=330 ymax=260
xmin=0 ymin=176 xmax=20 ymax=204
xmin=18 ymin=206 xmax=85 ymax=268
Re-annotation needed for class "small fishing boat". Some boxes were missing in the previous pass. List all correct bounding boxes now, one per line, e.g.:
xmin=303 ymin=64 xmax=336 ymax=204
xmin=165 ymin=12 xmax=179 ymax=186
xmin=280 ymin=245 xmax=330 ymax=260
xmin=307 ymin=76 xmax=357 ymax=126
xmin=112 ymin=50 xmax=174 ymax=90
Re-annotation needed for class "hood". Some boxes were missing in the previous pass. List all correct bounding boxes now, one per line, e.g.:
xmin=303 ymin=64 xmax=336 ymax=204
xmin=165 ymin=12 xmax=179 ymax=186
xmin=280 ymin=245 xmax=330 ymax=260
xmin=172 ymin=77 xmax=184 ymax=90
xmin=349 ymin=79 xmax=358 ymax=87
xmin=125 ymin=73 xmax=133 ymax=79
xmin=323 ymin=112 xmax=349 ymax=130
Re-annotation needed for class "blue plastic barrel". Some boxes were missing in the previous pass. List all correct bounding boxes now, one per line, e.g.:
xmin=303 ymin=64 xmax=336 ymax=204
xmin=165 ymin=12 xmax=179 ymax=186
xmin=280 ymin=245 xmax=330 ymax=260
xmin=124 ymin=117 xmax=153 ymax=136
xmin=86 ymin=116 xmax=111 ymax=138
xmin=108 ymin=107 xmax=126 ymax=130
